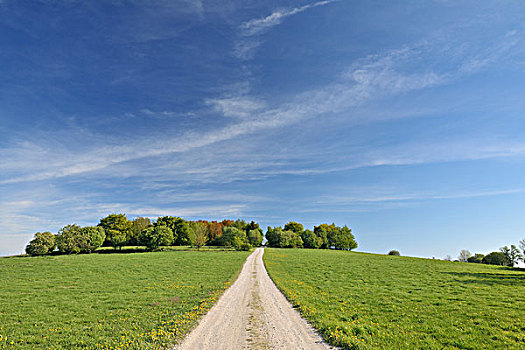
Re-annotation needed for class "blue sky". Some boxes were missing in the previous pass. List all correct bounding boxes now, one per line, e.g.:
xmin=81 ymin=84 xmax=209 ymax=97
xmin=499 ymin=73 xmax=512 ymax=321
xmin=1 ymin=0 xmax=525 ymax=258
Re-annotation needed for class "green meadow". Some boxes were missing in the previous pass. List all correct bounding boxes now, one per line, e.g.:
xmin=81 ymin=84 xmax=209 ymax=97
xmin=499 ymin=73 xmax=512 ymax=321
xmin=0 ymin=249 xmax=250 ymax=349
xmin=264 ymin=248 xmax=525 ymax=349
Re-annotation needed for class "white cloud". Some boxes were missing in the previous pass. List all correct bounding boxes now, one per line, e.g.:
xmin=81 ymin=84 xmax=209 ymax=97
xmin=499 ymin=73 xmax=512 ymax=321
xmin=239 ymin=0 xmax=338 ymax=37
xmin=234 ymin=0 xmax=338 ymax=59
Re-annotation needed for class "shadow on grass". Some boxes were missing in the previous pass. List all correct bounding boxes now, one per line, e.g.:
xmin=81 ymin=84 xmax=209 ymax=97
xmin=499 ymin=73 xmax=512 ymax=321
xmin=444 ymin=271 xmax=525 ymax=287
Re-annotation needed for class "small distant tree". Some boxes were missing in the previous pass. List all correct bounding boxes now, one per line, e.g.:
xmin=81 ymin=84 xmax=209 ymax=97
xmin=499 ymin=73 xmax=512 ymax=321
xmin=106 ymin=229 xmax=127 ymax=250
xmin=301 ymin=229 xmax=322 ymax=249
xmin=284 ymin=221 xmax=304 ymax=233
xmin=388 ymin=250 xmax=400 ymax=256
xmin=265 ymin=227 xmax=282 ymax=248
xmin=78 ymin=226 xmax=105 ymax=253
xmin=500 ymin=245 xmax=521 ymax=267
xmin=25 ymin=232 xmax=56 ymax=256
xmin=467 ymin=253 xmax=484 ymax=263
xmin=232 ymin=236 xmax=252 ymax=251
xmin=139 ymin=226 xmax=174 ymax=251
xmin=98 ymin=214 xmax=132 ymax=247
xmin=247 ymin=229 xmax=263 ymax=246
xmin=219 ymin=226 xmax=247 ymax=247
xmin=56 ymin=224 xmax=83 ymax=254
xmin=458 ymin=249 xmax=472 ymax=262
xmin=444 ymin=255 xmax=452 ymax=261
xmin=130 ymin=217 xmax=151 ymax=245
xmin=520 ymin=238 xmax=525 ymax=262
xmin=482 ymin=251 xmax=509 ymax=266
xmin=191 ymin=222 xmax=209 ymax=249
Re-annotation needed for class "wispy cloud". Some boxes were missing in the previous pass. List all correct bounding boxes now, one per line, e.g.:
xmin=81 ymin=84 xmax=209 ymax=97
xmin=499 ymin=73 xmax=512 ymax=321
xmin=234 ymin=0 xmax=338 ymax=59
xmin=239 ymin=0 xmax=338 ymax=37
xmin=1 ymin=28 xmax=521 ymax=186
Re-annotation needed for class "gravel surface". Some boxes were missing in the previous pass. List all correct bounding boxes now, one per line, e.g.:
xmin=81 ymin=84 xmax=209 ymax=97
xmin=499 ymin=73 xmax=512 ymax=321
xmin=176 ymin=247 xmax=334 ymax=350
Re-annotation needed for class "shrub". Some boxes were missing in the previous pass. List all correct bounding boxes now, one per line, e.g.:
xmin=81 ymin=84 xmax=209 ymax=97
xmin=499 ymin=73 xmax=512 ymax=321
xmin=55 ymin=225 xmax=105 ymax=254
xmin=467 ymin=253 xmax=484 ymax=263
xmin=25 ymin=231 xmax=56 ymax=256
xmin=139 ymin=226 xmax=173 ymax=251
xmin=482 ymin=251 xmax=509 ymax=266
xmin=232 ymin=236 xmax=252 ymax=251
xmin=388 ymin=250 xmax=400 ymax=256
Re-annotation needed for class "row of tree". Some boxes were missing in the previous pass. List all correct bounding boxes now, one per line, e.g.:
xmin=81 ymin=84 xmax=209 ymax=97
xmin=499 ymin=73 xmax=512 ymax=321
xmin=265 ymin=222 xmax=358 ymax=250
xmin=25 ymin=214 xmax=265 ymax=255
xmin=457 ymin=239 xmax=525 ymax=266
xmin=25 ymin=215 xmax=359 ymax=256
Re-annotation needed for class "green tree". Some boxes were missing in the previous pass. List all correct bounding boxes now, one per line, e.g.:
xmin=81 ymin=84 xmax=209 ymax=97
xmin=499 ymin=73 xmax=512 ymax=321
xmin=301 ymin=229 xmax=322 ymax=249
xmin=139 ymin=226 xmax=174 ymax=251
xmin=219 ymin=226 xmax=247 ymax=247
xmin=78 ymin=226 xmax=105 ymax=253
xmin=467 ymin=253 xmax=484 ymax=263
xmin=98 ymin=214 xmax=132 ymax=247
xmin=173 ymin=218 xmax=191 ymax=245
xmin=56 ymin=224 xmax=83 ymax=254
xmin=332 ymin=225 xmax=357 ymax=250
xmin=245 ymin=221 xmax=260 ymax=233
xmin=230 ymin=219 xmax=247 ymax=232
xmin=265 ymin=226 xmax=282 ymax=248
xmin=520 ymin=238 xmax=525 ymax=262
xmin=130 ymin=217 xmax=151 ymax=245
xmin=313 ymin=224 xmax=331 ymax=249
xmin=189 ymin=222 xmax=209 ymax=249
xmin=247 ymin=229 xmax=263 ymax=246
xmin=482 ymin=251 xmax=509 ymax=266
xmin=265 ymin=227 xmax=303 ymax=248
xmin=284 ymin=221 xmax=304 ymax=233
xmin=388 ymin=250 xmax=400 ymax=256
xmin=106 ymin=229 xmax=127 ymax=250
xmin=25 ymin=231 xmax=56 ymax=256
xmin=500 ymin=245 xmax=521 ymax=267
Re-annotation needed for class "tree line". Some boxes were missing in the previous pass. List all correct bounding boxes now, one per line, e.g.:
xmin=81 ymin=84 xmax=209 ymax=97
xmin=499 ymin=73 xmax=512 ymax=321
xmin=24 ymin=215 xmax=358 ymax=256
xmin=265 ymin=222 xmax=357 ymax=250
xmin=457 ymin=239 xmax=525 ymax=267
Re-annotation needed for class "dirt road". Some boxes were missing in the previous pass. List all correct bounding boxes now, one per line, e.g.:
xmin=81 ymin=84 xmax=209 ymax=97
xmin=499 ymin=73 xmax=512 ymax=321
xmin=177 ymin=247 xmax=333 ymax=350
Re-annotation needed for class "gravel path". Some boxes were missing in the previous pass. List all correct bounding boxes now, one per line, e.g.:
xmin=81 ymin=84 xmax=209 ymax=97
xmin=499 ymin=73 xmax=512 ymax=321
xmin=176 ymin=247 xmax=334 ymax=350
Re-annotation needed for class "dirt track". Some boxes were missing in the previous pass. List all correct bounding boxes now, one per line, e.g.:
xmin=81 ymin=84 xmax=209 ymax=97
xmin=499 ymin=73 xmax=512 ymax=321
xmin=176 ymin=247 xmax=333 ymax=350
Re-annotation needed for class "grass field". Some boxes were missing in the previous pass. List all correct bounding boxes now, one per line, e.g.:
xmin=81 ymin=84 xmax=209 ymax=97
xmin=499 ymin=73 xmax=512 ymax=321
xmin=264 ymin=248 xmax=525 ymax=349
xmin=0 ymin=249 xmax=250 ymax=349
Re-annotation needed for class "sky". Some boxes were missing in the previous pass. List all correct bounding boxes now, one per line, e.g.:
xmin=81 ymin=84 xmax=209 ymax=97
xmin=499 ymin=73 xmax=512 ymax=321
xmin=1 ymin=0 xmax=525 ymax=259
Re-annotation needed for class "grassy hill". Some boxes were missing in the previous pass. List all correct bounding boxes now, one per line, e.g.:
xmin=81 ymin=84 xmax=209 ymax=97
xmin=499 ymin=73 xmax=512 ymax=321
xmin=0 ymin=249 xmax=250 ymax=349
xmin=264 ymin=248 xmax=525 ymax=349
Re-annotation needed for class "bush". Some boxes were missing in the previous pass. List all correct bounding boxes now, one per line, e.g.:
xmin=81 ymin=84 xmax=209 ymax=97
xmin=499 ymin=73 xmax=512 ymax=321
xmin=388 ymin=250 xmax=400 ymax=256
xmin=482 ymin=251 xmax=509 ymax=266
xmin=139 ymin=226 xmax=173 ymax=251
xmin=467 ymin=253 xmax=484 ymax=263
xmin=25 ymin=231 xmax=56 ymax=256
xmin=55 ymin=225 xmax=105 ymax=254
xmin=232 ymin=236 xmax=252 ymax=251
xmin=218 ymin=226 xmax=247 ymax=247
